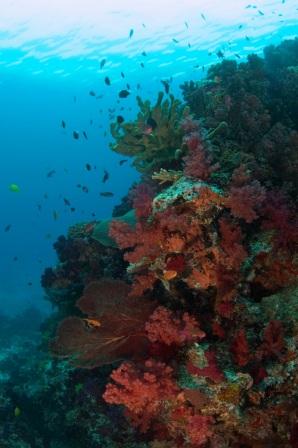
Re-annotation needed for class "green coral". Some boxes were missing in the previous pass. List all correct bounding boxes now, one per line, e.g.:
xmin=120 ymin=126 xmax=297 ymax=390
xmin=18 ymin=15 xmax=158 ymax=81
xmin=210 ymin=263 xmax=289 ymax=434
xmin=92 ymin=209 xmax=136 ymax=247
xmin=110 ymin=92 xmax=189 ymax=174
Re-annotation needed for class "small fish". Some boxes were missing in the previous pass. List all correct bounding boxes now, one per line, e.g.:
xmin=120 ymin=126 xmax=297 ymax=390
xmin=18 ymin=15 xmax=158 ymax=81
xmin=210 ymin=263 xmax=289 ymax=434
xmin=119 ymin=89 xmax=130 ymax=98
xmin=70 ymin=207 xmax=76 ymax=212
xmin=4 ymin=224 xmax=11 ymax=232
xmin=44 ymin=193 xmax=48 ymax=199
xmin=82 ymin=186 xmax=89 ymax=193
xmin=121 ymin=71 xmax=125 ymax=78
xmin=90 ymin=119 xmax=93 ymax=125
xmin=188 ymin=42 xmax=191 ymax=48
xmin=238 ymin=24 xmax=243 ymax=29
xmin=83 ymin=318 xmax=101 ymax=328
xmin=9 ymin=183 xmax=20 ymax=192
xmin=14 ymin=407 xmax=21 ymax=417
xmin=100 ymin=58 xmax=106 ymax=69
xmin=100 ymin=191 xmax=114 ymax=197
xmin=73 ymin=95 xmax=77 ymax=103
xmin=117 ymin=115 xmax=124 ymax=124
xmin=185 ymin=21 xmax=189 ymax=28
xmin=258 ymin=10 xmax=264 ymax=15
xmin=47 ymin=169 xmax=56 ymax=178
xmin=141 ymin=51 xmax=147 ymax=56
xmin=142 ymin=23 xmax=146 ymax=28
xmin=85 ymin=163 xmax=92 ymax=171
xmin=53 ymin=210 xmax=59 ymax=221
xmin=13 ymin=256 xmax=18 ymax=261
xmin=102 ymin=170 xmax=109 ymax=183
xmin=119 ymin=159 xmax=128 ymax=165
xmin=216 ymin=50 xmax=224 ymax=59
xmin=235 ymin=53 xmax=241 ymax=59
xmin=147 ymin=117 xmax=158 ymax=130
xmin=37 ymin=204 xmax=42 ymax=212
xmin=61 ymin=120 xmax=66 ymax=128
xmin=76 ymin=183 xmax=82 ymax=188
xmin=89 ymin=90 xmax=96 ymax=96
xmin=27 ymin=282 xmax=33 ymax=286
xmin=161 ymin=80 xmax=170 ymax=94
xmin=64 ymin=198 xmax=71 ymax=206
xmin=140 ymin=62 xmax=145 ymax=68
xmin=201 ymin=13 xmax=206 ymax=21
xmin=83 ymin=131 xmax=88 ymax=140
xmin=73 ymin=130 xmax=80 ymax=140
xmin=126 ymin=83 xmax=131 ymax=90
xmin=137 ymin=83 xmax=141 ymax=89
xmin=245 ymin=35 xmax=251 ymax=41
xmin=104 ymin=76 xmax=111 ymax=86
xmin=129 ymin=28 xmax=134 ymax=38
xmin=96 ymin=94 xmax=103 ymax=99
xmin=172 ymin=38 xmax=179 ymax=43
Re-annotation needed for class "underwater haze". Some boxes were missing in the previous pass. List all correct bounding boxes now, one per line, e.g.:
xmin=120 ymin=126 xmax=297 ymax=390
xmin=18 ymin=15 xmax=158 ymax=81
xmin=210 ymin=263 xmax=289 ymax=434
xmin=0 ymin=1 xmax=298 ymax=447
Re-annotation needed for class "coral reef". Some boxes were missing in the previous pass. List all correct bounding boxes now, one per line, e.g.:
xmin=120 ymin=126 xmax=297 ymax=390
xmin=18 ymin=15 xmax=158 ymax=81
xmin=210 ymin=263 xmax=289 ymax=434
xmin=5 ymin=39 xmax=297 ymax=447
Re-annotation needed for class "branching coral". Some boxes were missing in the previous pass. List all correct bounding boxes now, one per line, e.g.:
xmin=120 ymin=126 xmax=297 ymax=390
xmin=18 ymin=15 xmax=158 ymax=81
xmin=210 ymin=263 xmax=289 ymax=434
xmin=110 ymin=92 xmax=189 ymax=174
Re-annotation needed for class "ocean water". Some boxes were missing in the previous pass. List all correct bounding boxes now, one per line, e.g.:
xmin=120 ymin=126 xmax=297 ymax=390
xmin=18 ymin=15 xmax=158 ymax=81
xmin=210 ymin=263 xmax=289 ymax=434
xmin=0 ymin=1 xmax=298 ymax=447
xmin=0 ymin=0 xmax=297 ymax=315
xmin=0 ymin=0 xmax=298 ymax=314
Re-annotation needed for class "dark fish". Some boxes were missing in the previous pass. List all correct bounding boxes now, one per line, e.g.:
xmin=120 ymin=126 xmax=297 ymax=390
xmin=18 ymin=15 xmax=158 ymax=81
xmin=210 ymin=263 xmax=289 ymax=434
xmin=100 ymin=58 xmax=106 ymax=69
xmin=85 ymin=163 xmax=92 ymax=171
xmin=83 ymin=131 xmax=88 ymax=140
xmin=258 ymin=10 xmax=264 ymax=15
xmin=140 ymin=62 xmax=145 ymax=68
xmin=201 ymin=13 xmax=206 ymax=21
xmin=61 ymin=120 xmax=66 ymax=128
xmin=216 ymin=50 xmax=224 ymax=58
xmin=119 ymin=159 xmax=128 ymax=165
xmin=238 ymin=24 xmax=243 ymax=29
xmin=117 ymin=115 xmax=124 ymax=124
xmin=147 ymin=117 xmax=158 ymax=130
xmin=82 ymin=186 xmax=89 ymax=193
xmin=100 ymin=191 xmax=114 ymax=197
xmin=119 ymin=89 xmax=130 ymax=98
xmin=245 ymin=35 xmax=251 ymax=41
xmin=13 ymin=256 xmax=18 ymax=261
xmin=37 ymin=204 xmax=42 ymax=212
xmin=91 ymin=213 xmax=96 ymax=217
xmin=90 ymin=119 xmax=93 ymax=125
xmin=161 ymin=80 xmax=170 ymax=94
xmin=185 ymin=21 xmax=189 ymax=28
xmin=77 ymin=184 xmax=82 ymax=188
xmin=44 ymin=193 xmax=48 ymax=199
xmin=142 ymin=51 xmax=147 ymax=56
xmin=121 ymin=71 xmax=125 ymax=78
xmin=172 ymin=38 xmax=179 ymax=43
xmin=27 ymin=282 xmax=33 ymax=286
xmin=64 ymin=198 xmax=71 ymax=206
xmin=235 ymin=53 xmax=241 ymax=59
xmin=89 ymin=90 xmax=96 ymax=96
xmin=188 ymin=43 xmax=191 ymax=48
xmin=47 ymin=169 xmax=56 ymax=178
xmin=102 ymin=170 xmax=109 ymax=183
xmin=4 ymin=224 xmax=11 ymax=232
xmin=70 ymin=207 xmax=76 ymax=212
xmin=137 ymin=83 xmax=141 ymax=89
xmin=129 ymin=29 xmax=134 ymax=38
xmin=53 ymin=210 xmax=59 ymax=221
xmin=142 ymin=23 xmax=146 ymax=28
xmin=126 ymin=83 xmax=131 ymax=90
xmin=104 ymin=76 xmax=111 ymax=86
xmin=73 ymin=130 xmax=80 ymax=139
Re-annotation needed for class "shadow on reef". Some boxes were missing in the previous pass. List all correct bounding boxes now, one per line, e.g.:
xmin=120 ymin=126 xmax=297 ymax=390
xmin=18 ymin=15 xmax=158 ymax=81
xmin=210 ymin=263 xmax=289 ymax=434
xmin=1 ymin=39 xmax=298 ymax=448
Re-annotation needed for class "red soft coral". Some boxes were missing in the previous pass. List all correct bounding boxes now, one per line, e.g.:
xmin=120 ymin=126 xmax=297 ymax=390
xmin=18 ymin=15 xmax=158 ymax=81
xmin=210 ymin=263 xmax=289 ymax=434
xmin=231 ymin=329 xmax=250 ymax=367
xmin=103 ymin=359 xmax=179 ymax=432
xmin=226 ymin=180 xmax=266 ymax=223
xmin=186 ymin=414 xmax=214 ymax=446
xmin=183 ymin=132 xmax=218 ymax=180
xmin=132 ymin=183 xmax=154 ymax=219
xmin=145 ymin=306 xmax=205 ymax=347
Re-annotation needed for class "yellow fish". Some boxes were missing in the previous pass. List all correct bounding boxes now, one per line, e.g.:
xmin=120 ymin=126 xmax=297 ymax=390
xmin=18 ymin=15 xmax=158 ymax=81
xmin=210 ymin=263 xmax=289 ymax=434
xmin=14 ymin=406 xmax=21 ymax=417
xmin=9 ymin=184 xmax=20 ymax=192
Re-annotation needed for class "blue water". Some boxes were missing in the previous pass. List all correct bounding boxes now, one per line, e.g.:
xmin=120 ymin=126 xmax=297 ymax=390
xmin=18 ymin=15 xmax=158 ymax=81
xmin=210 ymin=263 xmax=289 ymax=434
xmin=0 ymin=0 xmax=297 ymax=315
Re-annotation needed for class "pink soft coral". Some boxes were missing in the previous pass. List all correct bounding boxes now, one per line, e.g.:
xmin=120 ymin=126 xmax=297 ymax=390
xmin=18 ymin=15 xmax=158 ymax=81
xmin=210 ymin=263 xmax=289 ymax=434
xmin=183 ymin=132 xmax=218 ymax=180
xmin=103 ymin=359 xmax=179 ymax=432
xmin=145 ymin=306 xmax=205 ymax=347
